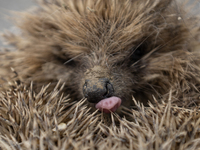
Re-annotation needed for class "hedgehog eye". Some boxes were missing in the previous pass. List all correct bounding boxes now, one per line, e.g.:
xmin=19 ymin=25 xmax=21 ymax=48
xmin=64 ymin=58 xmax=77 ymax=66
xmin=129 ymin=47 xmax=144 ymax=63
xmin=51 ymin=45 xmax=78 ymax=67
xmin=114 ymin=46 xmax=145 ymax=67
xmin=54 ymin=55 xmax=77 ymax=67
xmin=134 ymin=48 xmax=143 ymax=57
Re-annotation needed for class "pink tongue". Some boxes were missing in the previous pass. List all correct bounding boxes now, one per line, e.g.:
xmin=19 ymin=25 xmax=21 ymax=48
xmin=95 ymin=97 xmax=122 ymax=113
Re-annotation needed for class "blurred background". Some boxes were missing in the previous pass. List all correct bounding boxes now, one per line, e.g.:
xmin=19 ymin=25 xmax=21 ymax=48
xmin=0 ymin=0 xmax=199 ymax=47
xmin=0 ymin=0 xmax=35 ymax=30
xmin=0 ymin=0 xmax=35 ymax=47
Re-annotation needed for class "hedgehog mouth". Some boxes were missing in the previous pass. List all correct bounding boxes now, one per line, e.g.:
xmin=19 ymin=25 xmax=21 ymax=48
xmin=95 ymin=96 xmax=122 ymax=113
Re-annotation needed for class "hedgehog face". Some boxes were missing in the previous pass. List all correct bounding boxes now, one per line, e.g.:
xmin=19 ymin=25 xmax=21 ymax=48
xmin=1 ymin=0 xmax=195 ymax=114
xmin=73 ymin=44 xmax=149 ymax=113
xmin=50 ymin=0 xmax=188 ymax=113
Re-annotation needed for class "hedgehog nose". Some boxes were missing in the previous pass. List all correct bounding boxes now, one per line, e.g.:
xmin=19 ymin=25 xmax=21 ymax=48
xmin=83 ymin=78 xmax=114 ymax=103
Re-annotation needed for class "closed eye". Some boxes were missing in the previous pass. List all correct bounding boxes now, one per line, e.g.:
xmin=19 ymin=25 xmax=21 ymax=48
xmin=128 ymin=44 xmax=146 ymax=67
xmin=129 ymin=48 xmax=144 ymax=62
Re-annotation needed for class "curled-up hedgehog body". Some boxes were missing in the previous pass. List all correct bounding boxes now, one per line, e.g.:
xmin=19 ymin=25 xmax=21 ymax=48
xmin=0 ymin=0 xmax=200 ymax=114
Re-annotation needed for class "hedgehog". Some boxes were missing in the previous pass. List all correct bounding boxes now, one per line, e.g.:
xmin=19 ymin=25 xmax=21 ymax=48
xmin=0 ymin=0 xmax=200 ymax=114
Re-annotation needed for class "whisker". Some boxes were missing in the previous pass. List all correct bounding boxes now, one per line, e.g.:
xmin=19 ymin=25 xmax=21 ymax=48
xmin=64 ymin=53 xmax=84 ymax=65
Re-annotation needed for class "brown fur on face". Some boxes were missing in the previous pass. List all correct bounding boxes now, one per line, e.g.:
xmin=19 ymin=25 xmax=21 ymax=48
xmin=0 ymin=0 xmax=200 ymax=113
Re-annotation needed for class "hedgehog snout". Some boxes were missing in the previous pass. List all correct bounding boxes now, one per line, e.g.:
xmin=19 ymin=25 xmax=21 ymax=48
xmin=83 ymin=78 xmax=114 ymax=103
